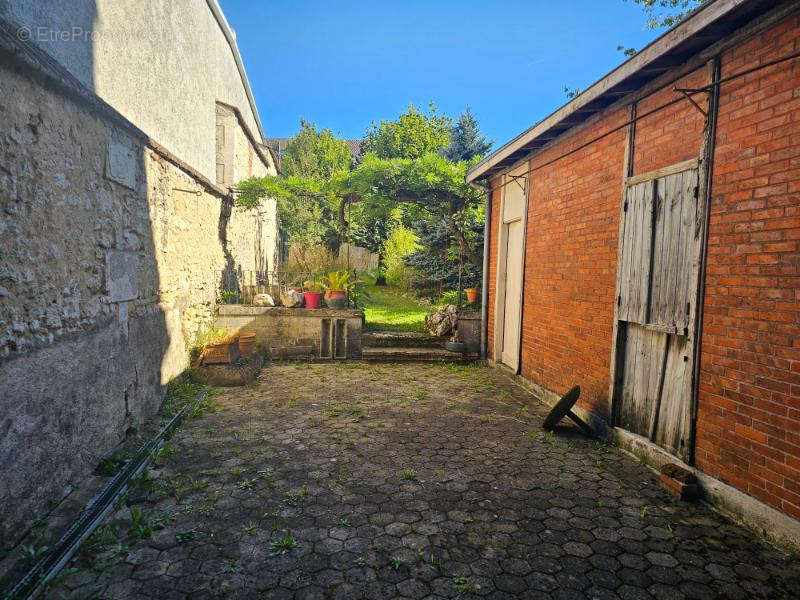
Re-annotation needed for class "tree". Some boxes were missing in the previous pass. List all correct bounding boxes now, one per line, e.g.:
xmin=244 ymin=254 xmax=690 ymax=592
xmin=444 ymin=108 xmax=493 ymax=162
xmin=362 ymin=103 xmax=452 ymax=160
xmin=237 ymin=120 xmax=352 ymax=249
xmin=626 ymin=0 xmax=706 ymax=30
xmin=330 ymin=152 xmax=485 ymax=268
xmin=619 ymin=0 xmax=706 ymax=55
xmin=281 ymin=119 xmax=352 ymax=178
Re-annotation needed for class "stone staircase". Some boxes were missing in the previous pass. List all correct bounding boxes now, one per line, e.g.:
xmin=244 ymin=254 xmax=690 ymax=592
xmin=361 ymin=331 xmax=466 ymax=362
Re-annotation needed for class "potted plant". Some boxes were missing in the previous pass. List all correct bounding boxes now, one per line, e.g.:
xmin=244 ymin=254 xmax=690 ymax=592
xmin=464 ymin=288 xmax=479 ymax=304
xmin=200 ymin=332 xmax=241 ymax=365
xmin=322 ymin=271 xmax=353 ymax=309
xmin=302 ymin=280 xmax=325 ymax=309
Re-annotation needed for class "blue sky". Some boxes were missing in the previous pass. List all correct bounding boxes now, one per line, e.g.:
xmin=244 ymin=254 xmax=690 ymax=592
xmin=220 ymin=0 xmax=666 ymax=148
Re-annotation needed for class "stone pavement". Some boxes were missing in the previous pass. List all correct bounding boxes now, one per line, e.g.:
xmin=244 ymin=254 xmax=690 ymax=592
xmin=50 ymin=362 xmax=800 ymax=599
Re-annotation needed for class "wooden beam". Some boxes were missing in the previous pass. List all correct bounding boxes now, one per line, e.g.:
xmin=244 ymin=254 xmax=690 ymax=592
xmin=625 ymin=158 xmax=700 ymax=187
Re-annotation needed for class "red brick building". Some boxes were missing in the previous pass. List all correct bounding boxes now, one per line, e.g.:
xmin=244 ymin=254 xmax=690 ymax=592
xmin=468 ymin=0 xmax=800 ymax=541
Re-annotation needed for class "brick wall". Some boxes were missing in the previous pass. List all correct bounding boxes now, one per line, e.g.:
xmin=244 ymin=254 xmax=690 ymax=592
xmin=483 ymin=5 xmax=800 ymax=521
xmin=632 ymin=68 xmax=709 ymax=175
xmin=519 ymin=110 xmax=627 ymax=416
xmin=695 ymin=12 xmax=800 ymax=520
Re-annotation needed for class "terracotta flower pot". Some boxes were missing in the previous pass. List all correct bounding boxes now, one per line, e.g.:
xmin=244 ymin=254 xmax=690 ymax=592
xmin=202 ymin=337 xmax=240 ymax=365
xmin=237 ymin=332 xmax=256 ymax=358
xmin=325 ymin=290 xmax=347 ymax=309
xmin=465 ymin=288 xmax=479 ymax=304
xmin=303 ymin=291 xmax=324 ymax=309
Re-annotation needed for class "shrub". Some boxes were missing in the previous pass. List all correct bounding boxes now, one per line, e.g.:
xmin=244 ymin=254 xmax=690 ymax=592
xmin=286 ymin=244 xmax=343 ymax=275
xmin=382 ymin=226 xmax=420 ymax=290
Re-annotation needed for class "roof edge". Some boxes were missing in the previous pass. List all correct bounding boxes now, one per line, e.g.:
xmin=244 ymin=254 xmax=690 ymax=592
xmin=206 ymin=0 xmax=266 ymax=144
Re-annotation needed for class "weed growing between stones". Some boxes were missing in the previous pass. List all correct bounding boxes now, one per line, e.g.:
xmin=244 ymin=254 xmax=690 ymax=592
xmin=269 ymin=535 xmax=297 ymax=556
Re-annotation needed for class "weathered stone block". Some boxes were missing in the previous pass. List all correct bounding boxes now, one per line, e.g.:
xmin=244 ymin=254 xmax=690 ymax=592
xmin=105 ymin=131 xmax=138 ymax=190
xmin=106 ymin=250 xmax=139 ymax=302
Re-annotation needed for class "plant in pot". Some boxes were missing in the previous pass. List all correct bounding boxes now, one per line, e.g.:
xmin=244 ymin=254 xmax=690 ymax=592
xmin=322 ymin=271 xmax=354 ymax=309
xmin=197 ymin=330 xmax=241 ymax=365
xmin=302 ymin=279 xmax=325 ymax=309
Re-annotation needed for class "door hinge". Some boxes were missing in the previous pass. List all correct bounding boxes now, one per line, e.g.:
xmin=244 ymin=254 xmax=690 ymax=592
xmin=618 ymin=295 xmax=622 ymax=306
xmin=623 ymin=201 xmax=628 ymax=212
xmin=686 ymin=302 xmax=691 ymax=315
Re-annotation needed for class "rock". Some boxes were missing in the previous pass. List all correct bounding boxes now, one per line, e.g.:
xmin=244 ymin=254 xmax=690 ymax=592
xmin=252 ymin=293 xmax=275 ymax=307
xmin=425 ymin=304 xmax=458 ymax=337
xmin=281 ymin=289 xmax=304 ymax=308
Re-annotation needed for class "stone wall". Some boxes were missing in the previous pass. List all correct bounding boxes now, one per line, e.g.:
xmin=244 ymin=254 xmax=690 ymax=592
xmin=0 ymin=37 xmax=275 ymax=546
xmin=215 ymin=306 xmax=364 ymax=360
xmin=0 ymin=0 xmax=268 ymax=183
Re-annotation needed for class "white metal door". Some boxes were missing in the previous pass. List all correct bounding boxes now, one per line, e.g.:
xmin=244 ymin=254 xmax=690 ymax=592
xmin=501 ymin=219 xmax=523 ymax=369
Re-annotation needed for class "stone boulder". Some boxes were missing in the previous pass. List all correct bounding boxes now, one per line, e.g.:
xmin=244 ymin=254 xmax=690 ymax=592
xmin=425 ymin=304 xmax=458 ymax=337
xmin=253 ymin=293 xmax=275 ymax=307
xmin=281 ymin=289 xmax=304 ymax=308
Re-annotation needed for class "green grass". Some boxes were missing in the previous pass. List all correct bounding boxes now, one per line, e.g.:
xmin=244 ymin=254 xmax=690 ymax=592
xmin=362 ymin=285 xmax=428 ymax=332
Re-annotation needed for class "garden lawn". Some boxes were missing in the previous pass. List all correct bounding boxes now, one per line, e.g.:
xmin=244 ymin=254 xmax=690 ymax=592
xmin=361 ymin=284 xmax=428 ymax=332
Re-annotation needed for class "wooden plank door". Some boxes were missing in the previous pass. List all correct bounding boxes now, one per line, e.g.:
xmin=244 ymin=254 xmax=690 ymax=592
xmin=501 ymin=220 xmax=523 ymax=369
xmin=614 ymin=167 xmax=700 ymax=460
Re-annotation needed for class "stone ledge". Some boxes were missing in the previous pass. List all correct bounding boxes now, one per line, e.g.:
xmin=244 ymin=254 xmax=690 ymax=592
xmin=217 ymin=305 xmax=364 ymax=318
xmin=614 ymin=427 xmax=800 ymax=551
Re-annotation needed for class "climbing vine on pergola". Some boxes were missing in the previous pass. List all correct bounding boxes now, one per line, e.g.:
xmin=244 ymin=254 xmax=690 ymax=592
xmin=236 ymin=152 xmax=485 ymax=268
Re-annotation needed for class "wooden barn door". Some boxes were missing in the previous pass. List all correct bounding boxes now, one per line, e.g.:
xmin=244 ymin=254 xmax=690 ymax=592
xmin=613 ymin=167 xmax=700 ymax=460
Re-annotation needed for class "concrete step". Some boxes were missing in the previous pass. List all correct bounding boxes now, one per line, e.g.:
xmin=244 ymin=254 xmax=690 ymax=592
xmin=362 ymin=331 xmax=447 ymax=349
xmin=361 ymin=346 xmax=466 ymax=362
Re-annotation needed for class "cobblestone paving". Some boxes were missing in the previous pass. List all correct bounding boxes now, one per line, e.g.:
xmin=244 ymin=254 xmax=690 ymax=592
xmin=51 ymin=362 xmax=799 ymax=599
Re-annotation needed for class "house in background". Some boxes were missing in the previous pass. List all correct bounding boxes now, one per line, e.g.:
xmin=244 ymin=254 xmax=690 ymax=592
xmin=0 ymin=1 xmax=278 ymax=545
xmin=468 ymin=0 xmax=800 ymax=544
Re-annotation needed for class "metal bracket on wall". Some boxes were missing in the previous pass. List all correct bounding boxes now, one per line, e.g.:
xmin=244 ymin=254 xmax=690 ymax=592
xmin=172 ymin=187 xmax=202 ymax=196
xmin=508 ymin=174 xmax=527 ymax=192
xmin=672 ymin=87 xmax=708 ymax=118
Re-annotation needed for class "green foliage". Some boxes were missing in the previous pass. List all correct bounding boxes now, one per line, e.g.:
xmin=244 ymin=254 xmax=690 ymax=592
xmin=382 ymin=226 xmax=420 ymax=289
xmin=236 ymin=174 xmax=336 ymax=248
xmin=405 ymin=210 xmax=483 ymax=299
xmin=220 ymin=290 xmax=242 ymax=304
xmin=363 ymin=103 xmax=451 ymax=159
xmin=21 ymin=543 xmax=48 ymax=562
xmin=159 ymin=378 xmax=216 ymax=422
xmin=444 ymin=108 xmax=493 ymax=162
xmin=129 ymin=508 xmax=158 ymax=540
xmin=281 ymin=119 xmax=353 ymax=178
xmin=322 ymin=270 xmax=352 ymax=291
xmin=95 ymin=448 xmax=132 ymax=476
xmin=187 ymin=324 xmax=231 ymax=365
xmin=270 ymin=535 xmax=298 ymax=556
xmin=236 ymin=119 xmax=350 ymax=249
xmin=617 ymin=45 xmax=638 ymax=57
xmin=625 ymin=0 xmax=706 ymax=29
xmin=302 ymin=279 xmax=325 ymax=293
xmin=361 ymin=285 xmax=427 ymax=332
xmin=563 ymin=85 xmax=582 ymax=99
